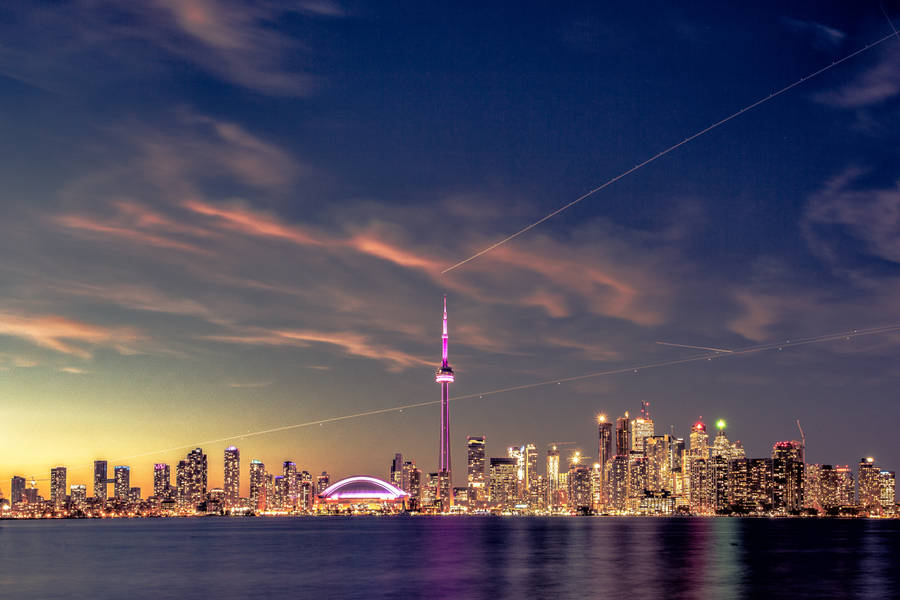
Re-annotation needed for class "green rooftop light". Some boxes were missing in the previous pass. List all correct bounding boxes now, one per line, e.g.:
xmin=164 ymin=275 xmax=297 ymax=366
xmin=716 ymin=419 xmax=726 ymax=430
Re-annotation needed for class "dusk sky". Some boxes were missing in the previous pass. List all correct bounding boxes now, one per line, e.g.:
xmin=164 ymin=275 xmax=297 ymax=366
xmin=2 ymin=0 xmax=900 ymax=496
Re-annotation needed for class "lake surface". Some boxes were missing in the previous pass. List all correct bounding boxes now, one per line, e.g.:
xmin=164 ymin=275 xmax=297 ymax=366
xmin=1 ymin=517 xmax=897 ymax=599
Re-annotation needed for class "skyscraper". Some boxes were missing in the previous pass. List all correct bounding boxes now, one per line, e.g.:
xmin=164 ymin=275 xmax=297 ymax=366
xmin=729 ymin=458 xmax=774 ymax=513
xmin=224 ymin=446 xmax=240 ymax=510
xmin=631 ymin=401 xmax=654 ymax=453
xmin=524 ymin=443 xmax=539 ymax=506
xmin=818 ymin=465 xmax=854 ymax=511
xmin=178 ymin=448 xmax=208 ymax=510
xmin=153 ymin=464 xmax=171 ymax=499
xmin=316 ymin=472 xmax=330 ymax=496
xmin=283 ymin=461 xmax=298 ymax=508
xmin=114 ymin=466 xmax=130 ymax=501
xmin=507 ymin=445 xmax=525 ymax=500
xmin=547 ymin=446 xmax=560 ymax=509
xmin=597 ymin=415 xmax=613 ymax=505
xmin=249 ymin=460 xmax=266 ymax=511
xmin=858 ymin=457 xmax=881 ymax=512
xmin=93 ymin=460 xmax=108 ymax=502
xmin=435 ymin=296 xmax=455 ymax=510
xmin=390 ymin=453 xmax=404 ymax=490
xmin=488 ymin=457 xmax=517 ymax=510
xmin=10 ymin=476 xmax=26 ymax=507
xmin=467 ymin=436 xmax=486 ymax=506
xmin=606 ymin=455 xmax=629 ymax=512
xmin=615 ymin=413 xmax=631 ymax=456
xmin=299 ymin=471 xmax=313 ymax=511
xmin=567 ymin=461 xmax=592 ymax=511
xmin=69 ymin=484 xmax=87 ymax=510
xmin=878 ymin=470 xmax=895 ymax=511
xmin=50 ymin=466 xmax=67 ymax=509
xmin=772 ymin=441 xmax=804 ymax=514
xmin=644 ymin=435 xmax=672 ymax=493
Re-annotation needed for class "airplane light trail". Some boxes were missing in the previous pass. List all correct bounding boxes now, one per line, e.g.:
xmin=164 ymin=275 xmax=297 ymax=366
xmin=440 ymin=29 xmax=899 ymax=274
xmin=66 ymin=322 xmax=899 ymax=470
xmin=656 ymin=341 xmax=734 ymax=353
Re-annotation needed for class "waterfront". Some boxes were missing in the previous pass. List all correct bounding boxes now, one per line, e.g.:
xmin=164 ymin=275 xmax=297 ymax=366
xmin=1 ymin=517 xmax=897 ymax=599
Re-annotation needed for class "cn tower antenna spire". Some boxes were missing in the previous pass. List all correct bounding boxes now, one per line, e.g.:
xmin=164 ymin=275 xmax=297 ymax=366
xmin=441 ymin=294 xmax=449 ymax=366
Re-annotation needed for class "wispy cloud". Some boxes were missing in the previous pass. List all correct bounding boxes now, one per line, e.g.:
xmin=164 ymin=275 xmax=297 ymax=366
xmin=0 ymin=0 xmax=343 ymax=96
xmin=60 ymin=366 xmax=90 ymax=374
xmin=815 ymin=45 xmax=900 ymax=108
xmin=780 ymin=17 xmax=845 ymax=50
xmin=0 ymin=311 xmax=138 ymax=358
xmin=206 ymin=328 xmax=430 ymax=371
xmin=803 ymin=167 xmax=900 ymax=266
xmin=227 ymin=380 xmax=273 ymax=388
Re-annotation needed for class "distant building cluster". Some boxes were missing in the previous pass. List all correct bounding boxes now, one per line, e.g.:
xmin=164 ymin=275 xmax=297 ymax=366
xmin=3 ymin=446 xmax=336 ymax=518
xmin=430 ymin=402 xmax=896 ymax=517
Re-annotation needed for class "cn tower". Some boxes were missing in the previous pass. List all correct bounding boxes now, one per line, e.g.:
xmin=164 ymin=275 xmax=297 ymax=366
xmin=435 ymin=295 xmax=455 ymax=508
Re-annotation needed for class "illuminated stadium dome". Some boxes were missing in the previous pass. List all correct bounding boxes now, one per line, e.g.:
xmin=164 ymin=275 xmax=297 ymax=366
xmin=318 ymin=476 xmax=409 ymax=505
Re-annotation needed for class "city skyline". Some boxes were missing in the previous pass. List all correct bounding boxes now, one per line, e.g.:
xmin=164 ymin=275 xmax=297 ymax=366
xmin=2 ymin=1 xmax=900 ymax=497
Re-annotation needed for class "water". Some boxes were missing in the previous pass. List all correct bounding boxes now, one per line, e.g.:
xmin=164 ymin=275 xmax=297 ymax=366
xmin=1 ymin=517 xmax=898 ymax=599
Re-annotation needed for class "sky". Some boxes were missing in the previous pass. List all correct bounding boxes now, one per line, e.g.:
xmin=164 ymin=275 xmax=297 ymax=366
xmin=1 ymin=0 xmax=900 ymax=498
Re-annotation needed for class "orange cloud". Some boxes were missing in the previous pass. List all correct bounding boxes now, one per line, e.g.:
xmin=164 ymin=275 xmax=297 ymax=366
xmin=0 ymin=312 xmax=137 ymax=358
xmin=184 ymin=200 xmax=327 ymax=247
xmin=55 ymin=214 xmax=210 ymax=255
xmin=205 ymin=328 xmax=429 ymax=370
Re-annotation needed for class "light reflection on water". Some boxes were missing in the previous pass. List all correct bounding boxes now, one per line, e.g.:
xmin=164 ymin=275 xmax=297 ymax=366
xmin=0 ymin=517 xmax=897 ymax=599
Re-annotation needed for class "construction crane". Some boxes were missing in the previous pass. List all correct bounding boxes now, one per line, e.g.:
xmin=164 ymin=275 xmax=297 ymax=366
xmin=796 ymin=420 xmax=806 ymax=462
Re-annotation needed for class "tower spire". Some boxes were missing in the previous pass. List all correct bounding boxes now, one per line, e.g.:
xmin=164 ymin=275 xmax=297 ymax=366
xmin=441 ymin=294 xmax=449 ymax=366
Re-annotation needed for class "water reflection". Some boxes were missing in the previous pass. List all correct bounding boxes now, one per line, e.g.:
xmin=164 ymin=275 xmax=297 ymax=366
xmin=0 ymin=517 xmax=898 ymax=600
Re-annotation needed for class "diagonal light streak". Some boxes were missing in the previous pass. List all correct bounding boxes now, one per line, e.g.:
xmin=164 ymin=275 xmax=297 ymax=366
xmin=441 ymin=31 xmax=899 ymax=274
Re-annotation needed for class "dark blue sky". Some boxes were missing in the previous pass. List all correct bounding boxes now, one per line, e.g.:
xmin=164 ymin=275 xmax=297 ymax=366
xmin=0 ymin=0 xmax=899 ymax=493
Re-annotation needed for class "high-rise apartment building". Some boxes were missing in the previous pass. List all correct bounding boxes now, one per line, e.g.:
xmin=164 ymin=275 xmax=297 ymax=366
xmin=249 ymin=460 xmax=266 ymax=511
xmin=50 ymin=466 xmax=67 ymax=508
xmin=153 ymin=463 xmax=171 ymax=499
xmin=224 ymin=446 xmax=240 ymax=510
xmin=114 ymin=466 xmax=130 ymax=501
xmin=93 ymin=460 xmax=108 ymax=502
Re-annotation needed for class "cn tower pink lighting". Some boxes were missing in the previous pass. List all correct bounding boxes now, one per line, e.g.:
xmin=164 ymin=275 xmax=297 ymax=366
xmin=435 ymin=296 xmax=454 ymax=492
